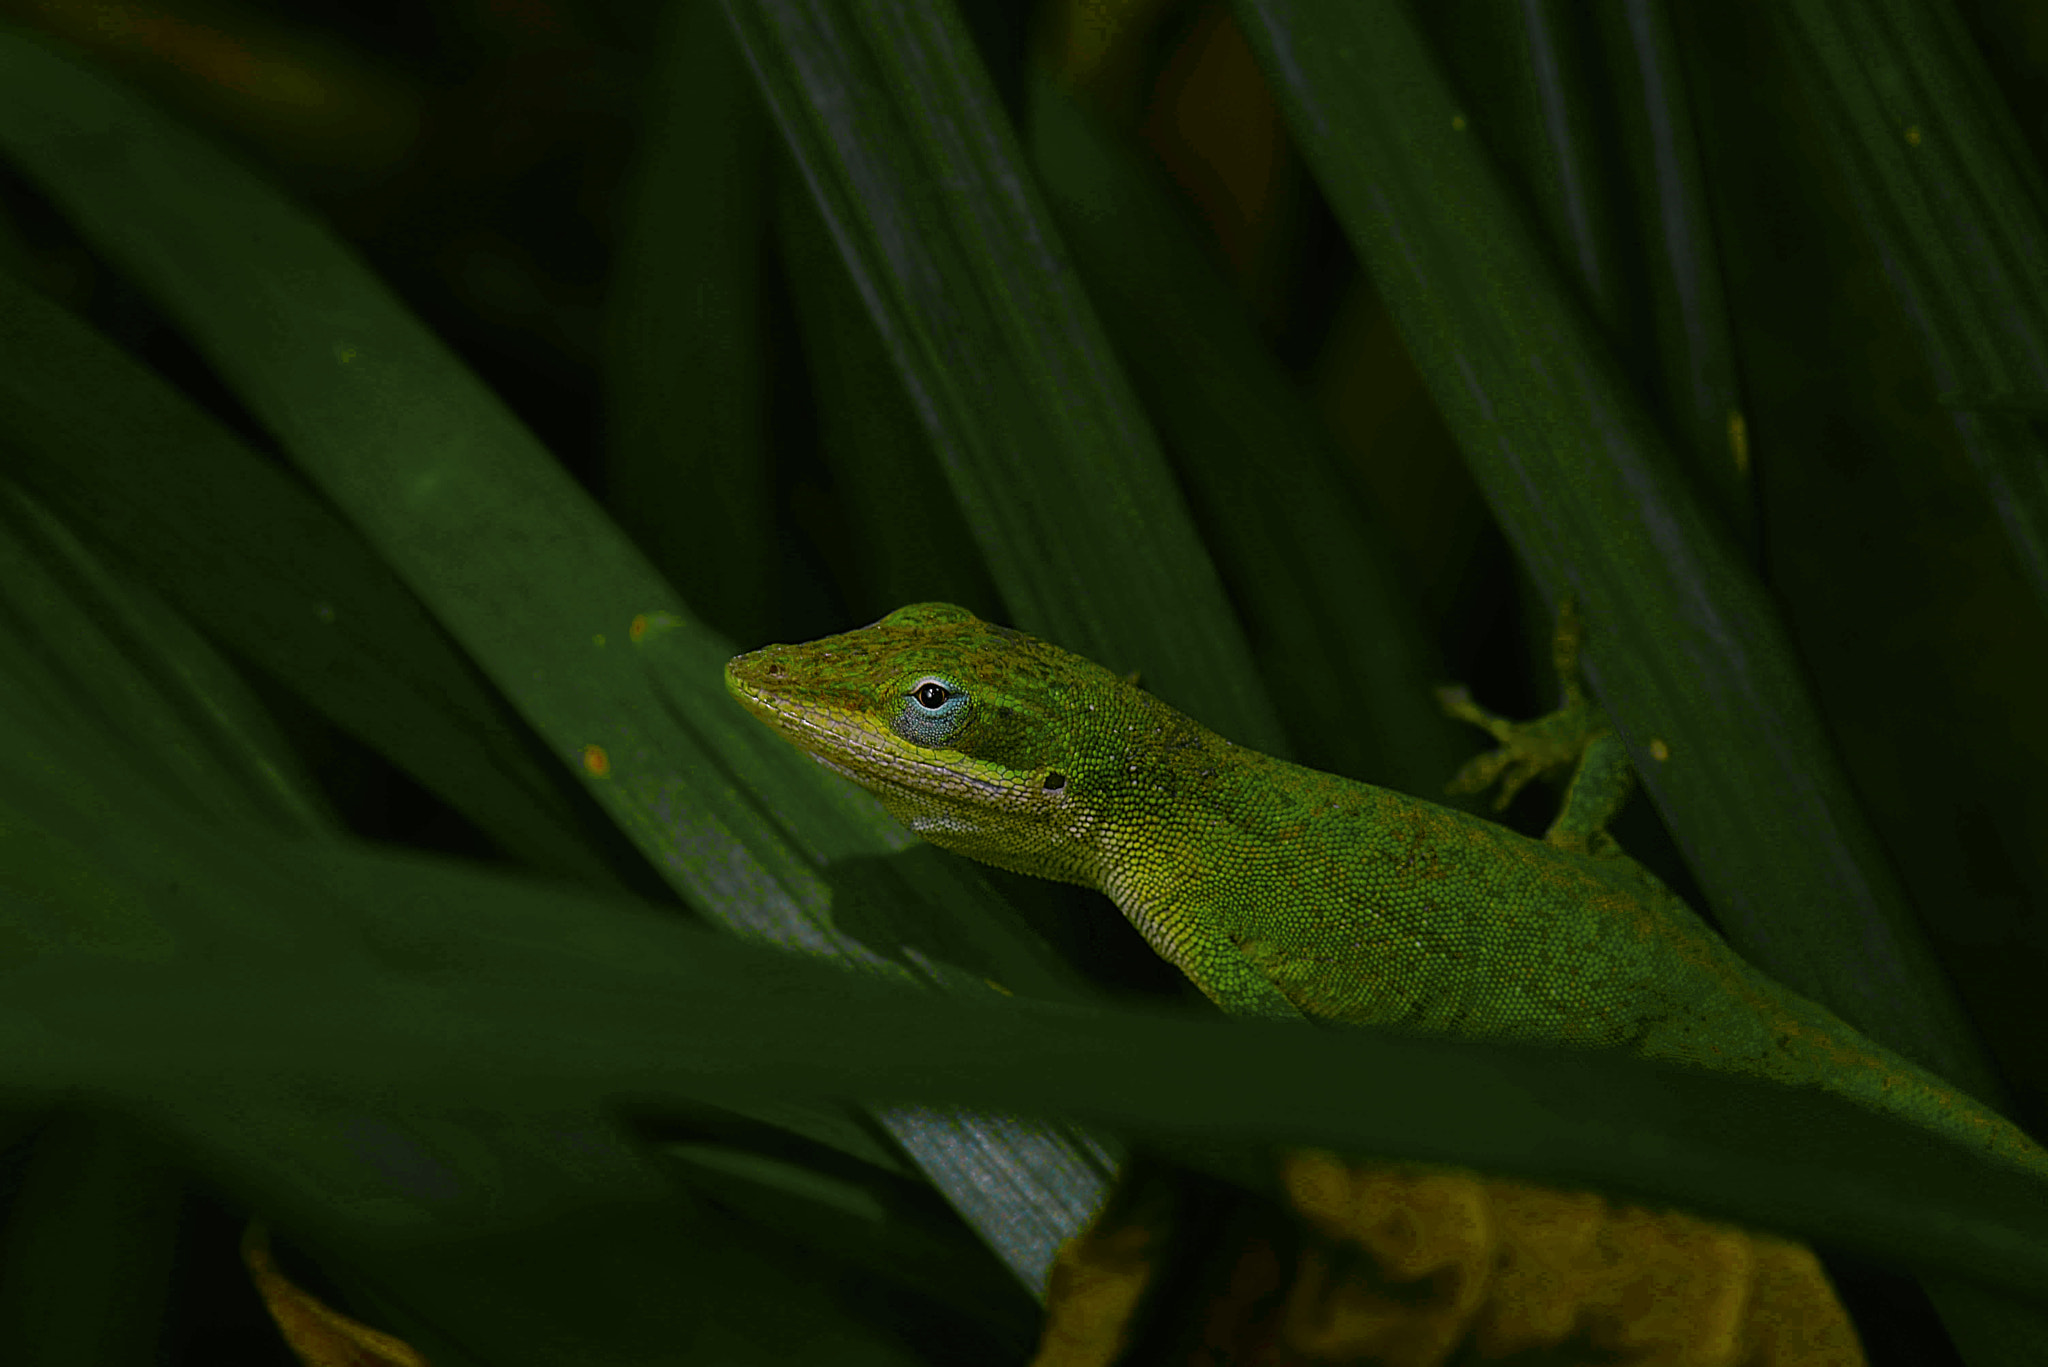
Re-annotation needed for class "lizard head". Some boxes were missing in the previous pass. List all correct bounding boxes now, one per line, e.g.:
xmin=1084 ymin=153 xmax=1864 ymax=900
xmin=724 ymin=602 xmax=1149 ymax=884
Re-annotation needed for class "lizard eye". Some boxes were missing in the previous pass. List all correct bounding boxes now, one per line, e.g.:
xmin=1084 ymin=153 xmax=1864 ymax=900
xmin=894 ymin=676 xmax=969 ymax=746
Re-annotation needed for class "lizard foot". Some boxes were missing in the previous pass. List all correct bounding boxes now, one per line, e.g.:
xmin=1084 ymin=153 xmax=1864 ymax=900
xmin=1437 ymin=598 xmax=1632 ymax=857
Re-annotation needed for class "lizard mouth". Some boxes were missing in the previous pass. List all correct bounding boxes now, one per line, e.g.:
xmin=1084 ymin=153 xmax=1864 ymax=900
xmin=724 ymin=664 xmax=1021 ymax=807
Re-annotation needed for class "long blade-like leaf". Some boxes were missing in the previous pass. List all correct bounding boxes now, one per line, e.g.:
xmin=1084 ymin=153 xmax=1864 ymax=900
xmin=722 ymin=0 xmax=1289 ymax=753
xmin=4 ymin=721 xmax=2047 ymax=1310
xmin=0 ymin=25 xmax=1112 ymax=1292
xmin=1227 ymin=0 xmax=2048 ymax=1353
xmin=1774 ymin=0 xmax=2048 ymax=618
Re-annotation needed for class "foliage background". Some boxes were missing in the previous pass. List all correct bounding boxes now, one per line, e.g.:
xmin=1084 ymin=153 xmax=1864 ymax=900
xmin=0 ymin=0 xmax=2045 ymax=1362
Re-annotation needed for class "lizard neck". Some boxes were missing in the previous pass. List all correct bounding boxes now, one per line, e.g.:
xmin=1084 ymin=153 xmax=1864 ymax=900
xmin=1074 ymin=694 xmax=1382 ymax=909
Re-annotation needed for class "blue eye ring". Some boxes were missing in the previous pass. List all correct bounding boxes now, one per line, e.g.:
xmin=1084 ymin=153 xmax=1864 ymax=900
xmin=894 ymin=676 xmax=969 ymax=746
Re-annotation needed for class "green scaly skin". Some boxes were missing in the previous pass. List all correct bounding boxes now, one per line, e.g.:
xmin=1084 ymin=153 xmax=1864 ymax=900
xmin=725 ymin=601 xmax=2048 ymax=1184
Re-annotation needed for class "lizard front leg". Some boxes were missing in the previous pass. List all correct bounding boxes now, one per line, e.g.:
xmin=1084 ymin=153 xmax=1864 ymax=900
xmin=1437 ymin=597 xmax=1634 ymax=859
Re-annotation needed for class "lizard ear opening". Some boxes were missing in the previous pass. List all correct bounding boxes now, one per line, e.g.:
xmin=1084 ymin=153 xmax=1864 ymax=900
xmin=1043 ymin=772 xmax=1067 ymax=791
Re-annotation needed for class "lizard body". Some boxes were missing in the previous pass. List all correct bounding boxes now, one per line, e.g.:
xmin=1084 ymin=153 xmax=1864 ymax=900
xmin=725 ymin=602 xmax=2048 ymax=1184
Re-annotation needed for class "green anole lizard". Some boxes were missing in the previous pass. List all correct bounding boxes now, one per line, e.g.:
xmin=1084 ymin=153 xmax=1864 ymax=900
xmin=724 ymin=601 xmax=2048 ymax=1187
